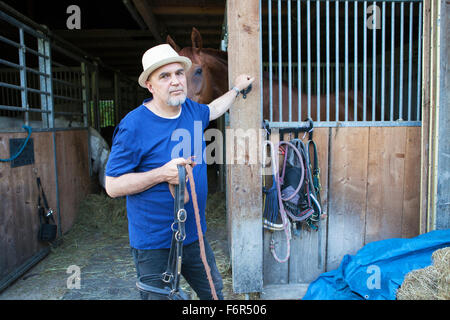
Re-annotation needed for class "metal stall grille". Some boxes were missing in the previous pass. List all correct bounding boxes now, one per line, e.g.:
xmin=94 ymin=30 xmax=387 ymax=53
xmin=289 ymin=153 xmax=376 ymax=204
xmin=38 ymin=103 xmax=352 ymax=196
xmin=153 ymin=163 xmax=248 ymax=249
xmin=0 ymin=10 xmax=93 ymax=131
xmin=261 ymin=0 xmax=423 ymax=129
xmin=0 ymin=10 xmax=53 ymax=129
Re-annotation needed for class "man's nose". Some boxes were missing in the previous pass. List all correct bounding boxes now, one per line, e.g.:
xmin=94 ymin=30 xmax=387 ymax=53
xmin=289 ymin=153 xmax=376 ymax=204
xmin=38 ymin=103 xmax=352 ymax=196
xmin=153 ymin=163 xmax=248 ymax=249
xmin=170 ymin=74 xmax=181 ymax=85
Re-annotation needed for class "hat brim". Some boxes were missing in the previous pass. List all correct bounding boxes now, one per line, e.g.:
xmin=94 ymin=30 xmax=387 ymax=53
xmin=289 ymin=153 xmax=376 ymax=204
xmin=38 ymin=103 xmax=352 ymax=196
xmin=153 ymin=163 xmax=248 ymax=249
xmin=138 ymin=56 xmax=192 ymax=88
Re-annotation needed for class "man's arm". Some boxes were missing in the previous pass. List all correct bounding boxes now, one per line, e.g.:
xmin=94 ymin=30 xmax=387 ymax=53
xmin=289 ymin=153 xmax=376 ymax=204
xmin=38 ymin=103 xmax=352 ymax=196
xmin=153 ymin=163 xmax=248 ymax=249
xmin=105 ymin=157 xmax=193 ymax=198
xmin=208 ymin=74 xmax=255 ymax=121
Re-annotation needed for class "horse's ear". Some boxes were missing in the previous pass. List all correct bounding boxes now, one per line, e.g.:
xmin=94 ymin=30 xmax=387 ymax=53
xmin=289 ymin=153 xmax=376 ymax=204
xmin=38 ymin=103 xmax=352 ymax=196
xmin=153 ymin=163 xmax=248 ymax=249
xmin=166 ymin=35 xmax=181 ymax=52
xmin=191 ymin=27 xmax=203 ymax=50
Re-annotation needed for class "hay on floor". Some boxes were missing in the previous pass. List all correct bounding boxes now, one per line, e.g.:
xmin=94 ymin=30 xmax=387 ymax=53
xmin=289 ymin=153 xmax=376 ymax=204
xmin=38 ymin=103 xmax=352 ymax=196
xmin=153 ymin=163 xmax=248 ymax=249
xmin=396 ymin=247 xmax=450 ymax=300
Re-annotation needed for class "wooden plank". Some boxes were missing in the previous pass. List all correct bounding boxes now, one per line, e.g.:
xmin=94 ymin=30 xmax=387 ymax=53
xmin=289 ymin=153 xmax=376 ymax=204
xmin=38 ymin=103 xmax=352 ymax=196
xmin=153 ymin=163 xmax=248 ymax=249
xmin=288 ymin=128 xmax=329 ymax=283
xmin=263 ymin=229 xmax=288 ymax=285
xmin=365 ymin=127 xmax=407 ymax=244
xmin=0 ymin=131 xmax=55 ymax=279
xmin=226 ymin=0 xmax=263 ymax=294
xmin=261 ymin=283 xmax=309 ymax=300
xmin=419 ymin=0 xmax=431 ymax=233
xmin=402 ymin=127 xmax=421 ymax=238
xmin=55 ymin=130 xmax=90 ymax=234
xmin=326 ymin=127 xmax=369 ymax=271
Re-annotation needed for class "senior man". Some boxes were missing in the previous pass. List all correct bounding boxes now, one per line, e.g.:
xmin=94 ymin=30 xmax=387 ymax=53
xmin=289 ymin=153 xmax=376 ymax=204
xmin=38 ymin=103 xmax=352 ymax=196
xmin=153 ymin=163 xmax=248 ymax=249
xmin=105 ymin=44 xmax=254 ymax=300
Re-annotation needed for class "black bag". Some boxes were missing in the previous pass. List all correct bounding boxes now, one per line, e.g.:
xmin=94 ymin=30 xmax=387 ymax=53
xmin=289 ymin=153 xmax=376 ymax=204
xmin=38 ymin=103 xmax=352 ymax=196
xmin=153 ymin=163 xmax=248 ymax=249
xmin=36 ymin=177 xmax=57 ymax=242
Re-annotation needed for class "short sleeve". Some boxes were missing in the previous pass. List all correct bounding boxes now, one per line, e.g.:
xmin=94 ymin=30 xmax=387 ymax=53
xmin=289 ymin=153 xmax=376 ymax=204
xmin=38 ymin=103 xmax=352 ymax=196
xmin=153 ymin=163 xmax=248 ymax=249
xmin=198 ymin=102 xmax=210 ymax=130
xmin=105 ymin=125 xmax=141 ymax=177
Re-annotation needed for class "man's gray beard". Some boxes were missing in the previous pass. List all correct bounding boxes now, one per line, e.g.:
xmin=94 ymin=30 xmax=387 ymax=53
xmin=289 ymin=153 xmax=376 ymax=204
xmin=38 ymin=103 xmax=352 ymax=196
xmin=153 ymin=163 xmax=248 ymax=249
xmin=167 ymin=93 xmax=187 ymax=107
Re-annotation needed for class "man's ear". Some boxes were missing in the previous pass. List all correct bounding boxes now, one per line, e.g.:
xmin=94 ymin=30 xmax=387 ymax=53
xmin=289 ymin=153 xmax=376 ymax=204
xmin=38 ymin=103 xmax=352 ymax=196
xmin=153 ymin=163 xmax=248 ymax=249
xmin=145 ymin=80 xmax=153 ymax=94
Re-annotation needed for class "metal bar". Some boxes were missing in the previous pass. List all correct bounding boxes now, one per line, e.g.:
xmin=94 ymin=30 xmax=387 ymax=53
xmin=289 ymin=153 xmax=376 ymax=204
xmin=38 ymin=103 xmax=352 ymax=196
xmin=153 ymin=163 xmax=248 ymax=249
xmin=316 ymin=0 xmax=320 ymax=122
xmin=259 ymin=0 xmax=263 ymax=125
xmin=0 ymin=105 xmax=51 ymax=113
xmin=268 ymin=0 xmax=273 ymax=122
xmin=363 ymin=2 xmax=367 ymax=121
xmin=0 ymin=80 xmax=49 ymax=95
xmin=19 ymin=28 xmax=29 ymax=125
xmin=307 ymin=0 xmax=311 ymax=119
xmin=345 ymin=1 xmax=348 ymax=121
xmin=0 ymin=34 xmax=21 ymax=48
xmin=297 ymin=0 xmax=301 ymax=121
xmin=38 ymin=37 xmax=49 ymax=128
xmin=381 ymin=1 xmax=386 ymax=121
xmin=287 ymin=0 xmax=292 ymax=122
xmin=407 ymin=2 xmax=413 ymax=121
xmin=44 ymin=39 xmax=54 ymax=129
xmin=0 ymin=58 xmax=22 ymax=70
xmin=416 ymin=2 xmax=423 ymax=121
xmin=399 ymin=2 xmax=404 ymax=120
xmin=24 ymin=45 xmax=50 ymax=59
xmin=0 ymin=10 xmax=48 ymax=40
xmin=267 ymin=120 xmax=421 ymax=129
xmin=354 ymin=1 xmax=358 ymax=121
xmin=54 ymin=111 xmax=86 ymax=116
xmin=52 ymin=95 xmax=84 ymax=103
xmin=277 ymin=0 xmax=282 ymax=122
xmin=335 ymin=0 xmax=339 ymax=121
xmin=390 ymin=1 xmax=395 ymax=121
xmin=372 ymin=1 xmax=377 ymax=121
xmin=27 ymin=87 xmax=50 ymax=95
xmin=326 ymin=0 xmax=330 ymax=122
xmin=0 ymin=81 xmax=24 ymax=91
xmin=52 ymin=77 xmax=82 ymax=88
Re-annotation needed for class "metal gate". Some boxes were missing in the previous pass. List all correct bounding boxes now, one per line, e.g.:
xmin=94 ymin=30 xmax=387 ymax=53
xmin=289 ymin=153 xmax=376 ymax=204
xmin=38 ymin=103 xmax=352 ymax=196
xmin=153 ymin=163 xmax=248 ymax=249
xmin=262 ymin=0 xmax=423 ymax=128
xmin=259 ymin=0 xmax=424 ymax=297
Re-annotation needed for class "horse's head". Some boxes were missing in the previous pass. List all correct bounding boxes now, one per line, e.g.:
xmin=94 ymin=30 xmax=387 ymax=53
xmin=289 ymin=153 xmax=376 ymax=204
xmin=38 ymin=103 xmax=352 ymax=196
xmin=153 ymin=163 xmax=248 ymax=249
xmin=167 ymin=28 xmax=228 ymax=104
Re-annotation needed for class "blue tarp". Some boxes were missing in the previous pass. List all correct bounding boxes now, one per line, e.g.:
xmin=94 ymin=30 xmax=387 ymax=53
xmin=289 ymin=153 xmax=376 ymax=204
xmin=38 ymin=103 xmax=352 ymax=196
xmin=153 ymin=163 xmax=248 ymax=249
xmin=303 ymin=229 xmax=450 ymax=300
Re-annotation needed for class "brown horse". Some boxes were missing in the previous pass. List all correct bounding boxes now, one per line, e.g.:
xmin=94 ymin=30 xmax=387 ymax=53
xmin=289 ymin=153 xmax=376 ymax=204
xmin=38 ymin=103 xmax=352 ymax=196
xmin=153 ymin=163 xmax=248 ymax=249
xmin=167 ymin=28 xmax=373 ymax=123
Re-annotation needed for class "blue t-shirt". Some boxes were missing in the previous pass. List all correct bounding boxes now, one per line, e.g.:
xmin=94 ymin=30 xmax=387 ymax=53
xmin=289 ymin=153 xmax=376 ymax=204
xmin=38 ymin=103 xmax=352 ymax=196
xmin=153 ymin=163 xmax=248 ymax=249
xmin=105 ymin=98 xmax=210 ymax=249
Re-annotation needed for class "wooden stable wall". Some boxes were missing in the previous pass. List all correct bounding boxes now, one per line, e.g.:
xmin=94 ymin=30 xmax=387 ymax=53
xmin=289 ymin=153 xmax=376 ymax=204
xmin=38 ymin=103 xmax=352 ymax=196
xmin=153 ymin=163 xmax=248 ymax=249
xmin=0 ymin=129 xmax=90 ymax=288
xmin=262 ymin=126 xmax=422 ymax=295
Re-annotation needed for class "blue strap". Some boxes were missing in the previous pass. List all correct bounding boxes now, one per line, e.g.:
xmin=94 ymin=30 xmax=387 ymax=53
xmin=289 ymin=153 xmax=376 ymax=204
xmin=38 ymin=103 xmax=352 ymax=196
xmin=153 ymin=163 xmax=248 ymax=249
xmin=0 ymin=125 xmax=33 ymax=162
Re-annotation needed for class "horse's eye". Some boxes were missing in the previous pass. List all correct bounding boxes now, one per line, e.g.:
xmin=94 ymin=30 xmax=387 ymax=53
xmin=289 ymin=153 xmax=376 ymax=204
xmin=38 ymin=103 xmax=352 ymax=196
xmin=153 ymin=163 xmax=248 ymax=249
xmin=195 ymin=68 xmax=202 ymax=76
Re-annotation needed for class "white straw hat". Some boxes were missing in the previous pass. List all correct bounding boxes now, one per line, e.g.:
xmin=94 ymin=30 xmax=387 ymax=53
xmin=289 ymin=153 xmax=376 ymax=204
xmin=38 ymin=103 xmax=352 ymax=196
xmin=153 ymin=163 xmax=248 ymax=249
xmin=138 ymin=44 xmax=192 ymax=88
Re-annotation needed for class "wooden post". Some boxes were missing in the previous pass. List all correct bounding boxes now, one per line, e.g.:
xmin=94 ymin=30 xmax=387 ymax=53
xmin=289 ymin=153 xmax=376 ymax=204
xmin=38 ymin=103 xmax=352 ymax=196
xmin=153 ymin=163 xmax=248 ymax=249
xmin=226 ymin=0 xmax=263 ymax=293
xmin=435 ymin=0 xmax=449 ymax=229
xmin=420 ymin=0 xmax=449 ymax=231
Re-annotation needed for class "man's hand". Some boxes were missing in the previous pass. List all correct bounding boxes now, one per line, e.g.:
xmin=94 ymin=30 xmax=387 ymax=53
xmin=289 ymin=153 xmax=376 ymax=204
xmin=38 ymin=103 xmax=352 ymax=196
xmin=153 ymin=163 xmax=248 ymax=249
xmin=234 ymin=74 xmax=255 ymax=92
xmin=207 ymin=74 xmax=255 ymax=121
xmin=161 ymin=156 xmax=196 ymax=185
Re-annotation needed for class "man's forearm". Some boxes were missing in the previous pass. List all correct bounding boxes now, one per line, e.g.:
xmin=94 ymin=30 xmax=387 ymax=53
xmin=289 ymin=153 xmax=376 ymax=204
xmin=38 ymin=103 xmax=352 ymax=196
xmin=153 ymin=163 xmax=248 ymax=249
xmin=105 ymin=167 xmax=166 ymax=198
xmin=208 ymin=88 xmax=237 ymax=121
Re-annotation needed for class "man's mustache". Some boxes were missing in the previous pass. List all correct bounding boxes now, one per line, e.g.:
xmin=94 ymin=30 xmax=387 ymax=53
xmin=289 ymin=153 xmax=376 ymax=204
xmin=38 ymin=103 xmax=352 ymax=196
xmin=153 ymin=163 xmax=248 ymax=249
xmin=169 ymin=87 xmax=185 ymax=93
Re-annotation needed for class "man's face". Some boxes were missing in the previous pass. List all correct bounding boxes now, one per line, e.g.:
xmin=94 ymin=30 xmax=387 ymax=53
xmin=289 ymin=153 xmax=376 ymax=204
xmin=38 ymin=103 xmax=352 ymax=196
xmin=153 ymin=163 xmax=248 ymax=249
xmin=145 ymin=62 xmax=187 ymax=107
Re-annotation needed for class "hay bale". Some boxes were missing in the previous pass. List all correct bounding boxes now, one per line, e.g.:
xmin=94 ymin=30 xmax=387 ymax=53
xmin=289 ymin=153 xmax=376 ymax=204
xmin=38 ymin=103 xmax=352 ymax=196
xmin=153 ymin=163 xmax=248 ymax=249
xmin=396 ymin=247 xmax=450 ymax=300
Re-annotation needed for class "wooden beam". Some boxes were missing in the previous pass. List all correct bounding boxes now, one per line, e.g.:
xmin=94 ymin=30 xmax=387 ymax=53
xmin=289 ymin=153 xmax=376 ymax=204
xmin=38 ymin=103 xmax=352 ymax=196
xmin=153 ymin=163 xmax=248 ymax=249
xmin=152 ymin=6 xmax=225 ymax=15
xmin=435 ymin=0 xmax=449 ymax=230
xmin=132 ymin=0 xmax=164 ymax=43
xmin=54 ymin=29 xmax=156 ymax=39
xmin=226 ymin=0 xmax=263 ymax=294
